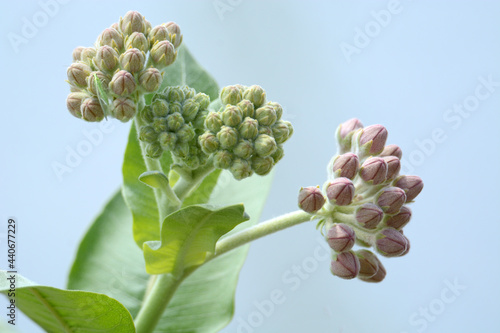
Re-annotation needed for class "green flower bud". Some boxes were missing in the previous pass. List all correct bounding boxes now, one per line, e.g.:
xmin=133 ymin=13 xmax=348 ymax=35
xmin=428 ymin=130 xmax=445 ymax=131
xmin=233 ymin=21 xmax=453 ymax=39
xmin=230 ymin=158 xmax=253 ymax=180
xmin=109 ymin=70 xmax=136 ymax=96
xmin=164 ymin=21 xmax=183 ymax=48
xmin=271 ymin=145 xmax=284 ymax=163
xmin=233 ymin=140 xmax=254 ymax=159
xmin=152 ymin=99 xmax=169 ymax=117
xmin=176 ymin=124 xmax=195 ymax=143
xmin=158 ymin=131 xmax=177 ymax=150
xmin=139 ymin=126 xmax=158 ymax=143
xmin=238 ymin=117 xmax=259 ymax=140
xmin=258 ymin=126 xmax=272 ymax=136
xmin=267 ymin=101 xmax=283 ymax=120
xmin=119 ymin=11 xmax=147 ymax=35
xmin=221 ymin=105 xmax=243 ymax=126
xmin=66 ymin=92 xmax=88 ymax=118
xmin=285 ymin=121 xmax=293 ymax=138
xmin=182 ymin=86 xmax=196 ymax=99
xmin=254 ymin=134 xmax=277 ymax=157
xmin=220 ymin=85 xmax=243 ymax=105
xmin=242 ymin=85 xmax=266 ymax=107
xmin=111 ymin=97 xmax=136 ymax=122
xmin=205 ymin=112 xmax=223 ymax=133
xmin=193 ymin=93 xmax=210 ymax=109
xmin=145 ymin=19 xmax=152 ymax=35
xmin=72 ymin=46 xmax=85 ymax=61
xmin=255 ymin=105 xmax=277 ymax=126
xmin=166 ymin=112 xmax=184 ymax=131
xmin=173 ymin=142 xmax=190 ymax=158
xmin=86 ymin=71 xmax=110 ymax=96
xmin=271 ymin=120 xmax=291 ymax=144
xmin=217 ymin=125 xmax=239 ymax=149
xmin=146 ymin=142 xmax=163 ymax=159
xmin=125 ymin=32 xmax=149 ymax=52
xmin=199 ymin=132 xmax=219 ymax=154
xmin=165 ymin=86 xmax=185 ymax=102
xmin=139 ymin=68 xmax=162 ymax=92
xmin=213 ymin=150 xmax=233 ymax=169
xmin=237 ymin=99 xmax=255 ymax=118
xmin=169 ymin=101 xmax=182 ymax=114
xmin=95 ymin=45 xmax=120 ymax=73
xmin=148 ymin=25 xmax=168 ymax=48
xmin=67 ymin=62 xmax=91 ymax=88
xmin=153 ymin=117 xmax=168 ymax=133
xmin=119 ymin=48 xmax=146 ymax=73
xmin=251 ymin=156 xmax=274 ymax=175
xmin=80 ymin=47 xmax=96 ymax=65
xmin=140 ymin=105 xmax=155 ymax=123
xmin=193 ymin=109 xmax=209 ymax=130
xmin=180 ymin=100 xmax=199 ymax=122
xmin=97 ymin=28 xmax=124 ymax=51
xmin=80 ymin=97 xmax=104 ymax=122
xmin=150 ymin=40 xmax=176 ymax=69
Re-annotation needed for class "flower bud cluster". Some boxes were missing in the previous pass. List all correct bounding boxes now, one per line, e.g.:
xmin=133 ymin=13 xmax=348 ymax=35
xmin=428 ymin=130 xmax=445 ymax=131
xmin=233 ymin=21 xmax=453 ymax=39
xmin=199 ymin=85 xmax=293 ymax=180
xmin=297 ymin=118 xmax=423 ymax=282
xmin=65 ymin=11 xmax=183 ymax=122
xmin=137 ymin=85 xmax=210 ymax=168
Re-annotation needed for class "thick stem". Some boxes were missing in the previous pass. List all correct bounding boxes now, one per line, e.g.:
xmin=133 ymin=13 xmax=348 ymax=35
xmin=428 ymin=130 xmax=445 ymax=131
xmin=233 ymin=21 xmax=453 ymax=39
xmin=173 ymin=161 xmax=215 ymax=201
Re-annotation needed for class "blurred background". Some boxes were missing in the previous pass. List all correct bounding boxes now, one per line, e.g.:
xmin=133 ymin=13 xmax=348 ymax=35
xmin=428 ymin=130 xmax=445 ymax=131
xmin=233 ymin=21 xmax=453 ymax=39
xmin=1 ymin=0 xmax=500 ymax=332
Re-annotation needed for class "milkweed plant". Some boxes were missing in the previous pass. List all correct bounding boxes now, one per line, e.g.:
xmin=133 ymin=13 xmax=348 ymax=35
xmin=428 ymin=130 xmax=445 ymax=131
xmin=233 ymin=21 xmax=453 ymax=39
xmin=1 ymin=11 xmax=423 ymax=333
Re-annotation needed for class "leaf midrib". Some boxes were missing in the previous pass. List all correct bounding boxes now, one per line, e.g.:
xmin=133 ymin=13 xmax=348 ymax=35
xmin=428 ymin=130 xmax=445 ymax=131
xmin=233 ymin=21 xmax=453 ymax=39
xmin=28 ymin=287 xmax=74 ymax=333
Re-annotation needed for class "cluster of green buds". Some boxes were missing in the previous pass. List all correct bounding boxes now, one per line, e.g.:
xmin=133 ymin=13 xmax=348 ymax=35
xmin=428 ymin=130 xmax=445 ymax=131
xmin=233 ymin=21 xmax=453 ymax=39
xmin=297 ymin=118 xmax=423 ymax=282
xmin=137 ymin=86 xmax=210 ymax=168
xmin=199 ymin=85 xmax=293 ymax=180
xmin=65 ymin=11 xmax=182 ymax=122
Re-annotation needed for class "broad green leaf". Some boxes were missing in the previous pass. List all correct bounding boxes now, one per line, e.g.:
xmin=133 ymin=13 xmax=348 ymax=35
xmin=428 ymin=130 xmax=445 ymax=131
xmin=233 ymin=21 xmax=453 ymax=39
xmin=0 ymin=271 xmax=135 ymax=333
xmin=182 ymin=169 xmax=221 ymax=207
xmin=143 ymin=204 xmax=249 ymax=275
xmin=139 ymin=170 xmax=170 ymax=190
xmin=68 ymin=171 xmax=273 ymax=332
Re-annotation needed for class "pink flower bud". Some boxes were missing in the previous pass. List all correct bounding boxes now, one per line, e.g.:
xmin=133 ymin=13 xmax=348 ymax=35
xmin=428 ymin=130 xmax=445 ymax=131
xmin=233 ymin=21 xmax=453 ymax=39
xmin=327 ymin=223 xmax=355 ymax=252
xmin=359 ymin=260 xmax=386 ymax=283
xmin=380 ymin=144 xmax=402 ymax=159
xmin=383 ymin=156 xmax=401 ymax=180
xmin=385 ymin=206 xmax=411 ymax=230
xmin=330 ymin=251 xmax=360 ymax=280
xmin=80 ymin=97 xmax=104 ymax=122
xmin=355 ymin=250 xmax=380 ymax=279
xmin=359 ymin=157 xmax=388 ymax=185
xmin=326 ymin=178 xmax=355 ymax=206
xmin=339 ymin=118 xmax=363 ymax=140
xmin=359 ymin=124 xmax=388 ymax=155
xmin=394 ymin=175 xmax=424 ymax=202
xmin=332 ymin=153 xmax=359 ymax=179
xmin=298 ymin=186 xmax=325 ymax=213
xmin=355 ymin=203 xmax=384 ymax=229
xmin=109 ymin=70 xmax=136 ymax=96
xmin=376 ymin=187 xmax=406 ymax=214
xmin=376 ymin=228 xmax=409 ymax=257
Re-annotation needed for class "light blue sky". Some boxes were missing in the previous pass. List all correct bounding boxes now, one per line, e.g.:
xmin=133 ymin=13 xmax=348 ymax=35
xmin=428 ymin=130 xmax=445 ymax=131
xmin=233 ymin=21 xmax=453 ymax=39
xmin=1 ymin=1 xmax=500 ymax=332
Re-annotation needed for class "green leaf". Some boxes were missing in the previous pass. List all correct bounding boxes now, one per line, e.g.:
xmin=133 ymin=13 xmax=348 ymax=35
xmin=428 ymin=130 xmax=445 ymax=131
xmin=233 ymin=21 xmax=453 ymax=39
xmin=139 ymin=170 xmax=170 ymax=190
xmin=182 ymin=169 xmax=222 ymax=207
xmin=0 ymin=271 xmax=135 ymax=333
xmin=143 ymin=204 xmax=249 ymax=276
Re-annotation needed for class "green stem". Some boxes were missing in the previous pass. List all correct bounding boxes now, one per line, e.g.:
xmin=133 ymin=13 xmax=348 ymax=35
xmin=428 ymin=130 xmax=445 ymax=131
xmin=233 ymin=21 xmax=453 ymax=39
xmin=173 ymin=161 xmax=215 ymax=201
xmin=214 ymin=210 xmax=312 ymax=257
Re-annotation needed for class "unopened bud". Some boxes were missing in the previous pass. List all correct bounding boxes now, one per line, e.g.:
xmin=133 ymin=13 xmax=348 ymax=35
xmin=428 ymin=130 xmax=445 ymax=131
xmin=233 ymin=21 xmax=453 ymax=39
xmin=176 ymin=124 xmax=195 ymax=143
xmin=331 ymin=251 xmax=360 ymax=280
xmin=233 ymin=140 xmax=254 ymax=159
xmin=158 ymin=131 xmax=177 ymax=150
xmin=140 ymin=106 xmax=155 ymax=123
xmin=80 ymin=47 xmax=96 ymax=64
xmin=120 ymin=11 xmax=147 ymax=35
xmin=385 ymin=206 xmax=412 ymax=230
xmin=86 ymin=71 xmax=110 ymax=96
xmin=355 ymin=203 xmax=384 ymax=229
xmin=125 ymin=32 xmax=149 ymax=52
xmin=255 ymin=105 xmax=277 ymax=126
xmin=146 ymin=142 xmax=163 ymax=159
xmin=148 ymin=25 xmax=168 ymax=47
xmin=220 ymin=85 xmax=243 ymax=105
xmin=72 ymin=46 xmax=85 ymax=61
xmin=376 ymin=228 xmax=409 ymax=257
xmin=271 ymin=145 xmax=284 ymax=163
xmin=66 ymin=92 xmax=88 ymax=118
xmin=338 ymin=118 xmax=363 ymax=140
xmin=359 ymin=124 xmax=388 ymax=155
xmin=267 ymin=102 xmax=283 ymax=120
xmin=271 ymin=120 xmax=291 ymax=144
xmin=164 ymin=21 xmax=183 ymax=48
xmin=95 ymin=45 xmax=120 ymax=73
xmin=217 ymin=126 xmax=239 ymax=149
xmin=394 ymin=175 xmax=424 ymax=202
xmin=251 ymin=156 xmax=274 ymax=175
xmin=383 ymin=156 xmax=401 ymax=180
xmin=97 ymin=28 xmax=124 ymax=51
xmin=111 ymin=97 xmax=136 ymax=122
xmin=332 ymin=153 xmax=359 ymax=179
xmin=230 ymin=158 xmax=253 ymax=180
xmin=327 ymin=223 xmax=356 ymax=252
xmin=173 ymin=142 xmax=189 ymax=158
xmin=205 ymin=112 xmax=223 ymax=132
xmin=67 ymin=62 xmax=91 ymax=88
xmin=298 ymin=186 xmax=325 ymax=213
xmin=199 ymin=132 xmax=219 ymax=154
xmin=80 ymin=97 xmax=104 ymax=122
xmin=359 ymin=260 xmax=386 ymax=283
xmin=119 ymin=48 xmax=145 ymax=73
xmin=254 ymin=134 xmax=277 ymax=157
xmin=380 ymin=144 xmax=402 ymax=159
xmin=326 ymin=177 xmax=354 ymax=206
xmin=355 ymin=250 xmax=380 ymax=279
xmin=169 ymin=101 xmax=182 ymax=114
xmin=165 ymin=86 xmax=185 ymax=102
xmin=153 ymin=117 xmax=167 ymax=133
xmin=237 ymin=99 xmax=255 ymax=118
xmin=193 ymin=93 xmax=210 ymax=109
xmin=139 ymin=68 xmax=162 ymax=92
xmin=182 ymin=100 xmax=200 ymax=122
xmin=139 ymin=126 xmax=158 ymax=143
xmin=242 ymin=85 xmax=266 ymax=107
xmin=222 ymin=105 xmax=243 ymax=126
xmin=152 ymin=99 xmax=169 ymax=117
xmin=360 ymin=157 xmax=388 ymax=185
xmin=109 ymin=70 xmax=136 ymax=96
xmin=150 ymin=40 xmax=176 ymax=69
xmin=377 ymin=187 xmax=406 ymax=214
xmin=213 ymin=150 xmax=233 ymax=169
xmin=258 ymin=126 xmax=272 ymax=136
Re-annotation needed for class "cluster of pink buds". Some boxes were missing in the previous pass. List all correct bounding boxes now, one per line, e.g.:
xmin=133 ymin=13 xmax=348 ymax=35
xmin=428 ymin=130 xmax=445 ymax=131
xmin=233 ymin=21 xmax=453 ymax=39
xmin=297 ymin=118 xmax=423 ymax=282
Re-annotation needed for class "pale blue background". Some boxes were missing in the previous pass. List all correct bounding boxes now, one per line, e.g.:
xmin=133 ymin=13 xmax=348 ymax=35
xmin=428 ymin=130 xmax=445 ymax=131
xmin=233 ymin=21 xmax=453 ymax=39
xmin=1 ymin=1 xmax=500 ymax=332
